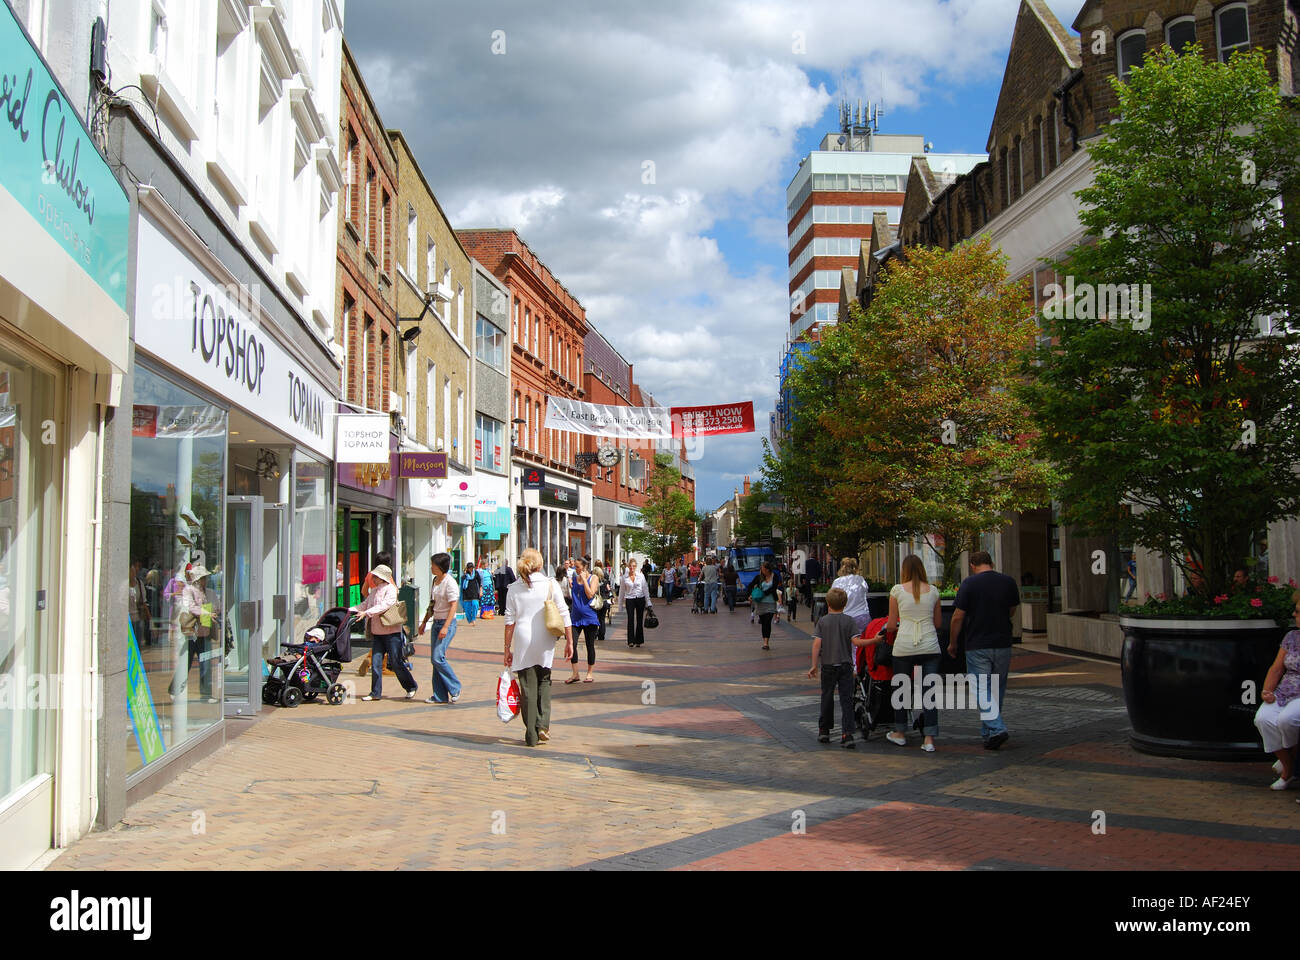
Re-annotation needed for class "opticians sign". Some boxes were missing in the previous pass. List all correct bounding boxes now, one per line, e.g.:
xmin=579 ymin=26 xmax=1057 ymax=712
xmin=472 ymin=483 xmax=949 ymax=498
xmin=0 ymin=3 xmax=129 ymax=309
xmin=134 ymin=215 xmax=336 ymax=458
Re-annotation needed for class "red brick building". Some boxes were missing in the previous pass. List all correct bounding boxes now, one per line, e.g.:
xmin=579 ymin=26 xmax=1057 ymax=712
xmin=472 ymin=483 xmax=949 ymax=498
xmin=457 ymin=229 xmax=592 ymax=570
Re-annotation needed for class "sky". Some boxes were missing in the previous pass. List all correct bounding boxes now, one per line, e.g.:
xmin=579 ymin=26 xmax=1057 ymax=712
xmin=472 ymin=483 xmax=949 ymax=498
xmin=344 ymin=0 xmax=1084 ymax=510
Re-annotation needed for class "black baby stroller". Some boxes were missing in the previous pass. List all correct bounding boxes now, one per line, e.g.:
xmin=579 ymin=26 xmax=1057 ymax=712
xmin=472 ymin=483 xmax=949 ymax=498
xmin=853 ymin=617 xmax=895 ymax=739
xmin=690 ymin=578 xmax=706 ymax=614
xmin=263 ymin=607 xmax=355 ymax=707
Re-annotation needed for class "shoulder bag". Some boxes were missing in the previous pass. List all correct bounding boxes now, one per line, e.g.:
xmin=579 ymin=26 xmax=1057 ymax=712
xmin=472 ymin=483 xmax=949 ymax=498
xmin=544 ymin=581 xmax=567 ymax=637
xmin=379 ymin=599 xmax=407 ymax=629
xmin=587 ymin=575 xmax=605 ymax=610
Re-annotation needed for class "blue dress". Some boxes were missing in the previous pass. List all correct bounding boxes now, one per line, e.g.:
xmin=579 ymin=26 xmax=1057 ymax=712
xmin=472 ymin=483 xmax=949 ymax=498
xmin=569 ymin=572 xmax=600 ymax=627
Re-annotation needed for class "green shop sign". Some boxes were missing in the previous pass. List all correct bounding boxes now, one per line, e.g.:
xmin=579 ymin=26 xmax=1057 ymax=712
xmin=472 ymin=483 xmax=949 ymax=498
xmin=126 ymin=620 xmax=165 ymax=765
xmin=0 ymin=3 xmax=128 ymax=309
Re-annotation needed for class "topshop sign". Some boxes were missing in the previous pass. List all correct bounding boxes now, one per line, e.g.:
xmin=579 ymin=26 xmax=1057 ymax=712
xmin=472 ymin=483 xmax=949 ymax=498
xmin=135 ymin=215 xmax=335 ymax=458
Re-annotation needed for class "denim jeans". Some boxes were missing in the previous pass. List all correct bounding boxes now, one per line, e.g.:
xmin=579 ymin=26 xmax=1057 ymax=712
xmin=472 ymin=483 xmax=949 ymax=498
xmin=819 ymin=662 xmax=855 ymax=736
xmin=965 ymin=646 xmax=1011 ymax=739
xmin=370 ymin=632 xmax=417 ymax=698
xmin=704 ymin=582 xmax=719 ymax=612
xmin=724 ymin=585 xmax=737 ymax=611
xmin=428 ymin=618 xmax=461 ymax=703
xmin=892 ymin=653 xmax=941 ymax=737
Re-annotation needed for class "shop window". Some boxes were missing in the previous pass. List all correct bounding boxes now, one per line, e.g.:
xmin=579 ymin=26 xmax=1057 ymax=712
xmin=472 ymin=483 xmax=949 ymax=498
xmin=291 ymin=451 xmax=330 ymax=645
xmin=127 ymin=365 xmax=228 ymax=775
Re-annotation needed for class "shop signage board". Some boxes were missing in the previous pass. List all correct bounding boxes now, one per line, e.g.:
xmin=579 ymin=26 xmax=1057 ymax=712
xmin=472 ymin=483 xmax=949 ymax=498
xmin=135 ymin=216 xmax=336 ymax=458
xmin=617 ymin=507 xmax=644 ymax=528
xmin=396 ymin=451 xmax=448 ymax=479
xmin=540 ymin=480 xmax=579 ymax=512
xmin=0 ymin=4 xmax=130 ymax=309
xmin=336 ymin=415 xmax=390 ymax=463
xmin=522 ymin=467 xmax=545 ymax=491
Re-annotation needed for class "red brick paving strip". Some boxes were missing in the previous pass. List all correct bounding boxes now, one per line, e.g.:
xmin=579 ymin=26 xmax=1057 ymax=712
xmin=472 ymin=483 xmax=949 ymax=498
xmin=675 ymin=801 xmax=1287 ymax=871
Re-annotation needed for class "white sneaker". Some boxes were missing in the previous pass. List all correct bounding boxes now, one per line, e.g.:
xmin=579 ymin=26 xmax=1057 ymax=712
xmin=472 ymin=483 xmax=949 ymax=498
xmin=1273 ymin=760 xmax=1284 ymax=776
xmin=921 ymin=742 xmax=936 ymax=753
xmin=405 ymin=689 xmax=417 ymax=700
xmin=1269 ymin=776 xmax=1294 ymax=791
xmin=361 ymin=695 xmax=379 ymax=702
xmin=886 ymin=732 xmax=907 ymax=747
xmin=450 ymin=692 xmax=460 ymax=703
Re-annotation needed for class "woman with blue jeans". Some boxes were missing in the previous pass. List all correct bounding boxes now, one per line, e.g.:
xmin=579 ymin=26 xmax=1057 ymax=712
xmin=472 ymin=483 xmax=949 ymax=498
xmin=352 ymin=564 xmax=418 ymax=702
xmin=418 ymin=552 xmax=462 ymax=704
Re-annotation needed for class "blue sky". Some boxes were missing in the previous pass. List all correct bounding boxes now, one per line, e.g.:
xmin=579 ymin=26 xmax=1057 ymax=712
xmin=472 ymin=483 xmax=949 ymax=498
xmin=348 ymin=0 xmax=1085 ymax=511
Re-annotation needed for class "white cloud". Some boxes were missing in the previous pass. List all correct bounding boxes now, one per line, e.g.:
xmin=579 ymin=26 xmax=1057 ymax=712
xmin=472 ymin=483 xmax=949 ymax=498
xmin=347 ymin=0 xmax=1053 ymax=505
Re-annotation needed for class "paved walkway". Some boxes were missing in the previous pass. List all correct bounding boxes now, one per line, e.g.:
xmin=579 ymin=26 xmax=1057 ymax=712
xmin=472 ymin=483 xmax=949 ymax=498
xmin=51 ymin=601 xmax=1300 ymax=870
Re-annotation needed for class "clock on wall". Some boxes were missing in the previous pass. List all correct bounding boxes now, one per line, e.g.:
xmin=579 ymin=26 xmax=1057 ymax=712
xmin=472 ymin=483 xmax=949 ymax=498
xmin=597 ymin=444 xmax=619 ymax=468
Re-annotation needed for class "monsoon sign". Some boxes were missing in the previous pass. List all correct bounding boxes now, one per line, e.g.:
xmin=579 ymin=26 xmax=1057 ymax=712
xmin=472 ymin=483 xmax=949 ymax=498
xmin=0 ymin=4 xmax=129 ymax=308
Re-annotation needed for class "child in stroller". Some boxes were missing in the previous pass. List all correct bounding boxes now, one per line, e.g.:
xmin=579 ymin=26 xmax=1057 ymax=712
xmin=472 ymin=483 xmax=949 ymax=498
xmin=853 ymin=616 xmax=895 ymax=740
xmin=263 ymin=607 xmax=356 ymax=707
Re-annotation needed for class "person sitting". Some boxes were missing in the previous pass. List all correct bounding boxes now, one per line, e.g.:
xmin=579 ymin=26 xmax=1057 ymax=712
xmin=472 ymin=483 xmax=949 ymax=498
xmin=1255 ymin=590 xmax=1300 ymax=790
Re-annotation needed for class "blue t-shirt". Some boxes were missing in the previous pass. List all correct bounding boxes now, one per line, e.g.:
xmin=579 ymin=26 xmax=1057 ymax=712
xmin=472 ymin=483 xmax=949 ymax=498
xmin=569 ymin=572 xmax=600 ymax=627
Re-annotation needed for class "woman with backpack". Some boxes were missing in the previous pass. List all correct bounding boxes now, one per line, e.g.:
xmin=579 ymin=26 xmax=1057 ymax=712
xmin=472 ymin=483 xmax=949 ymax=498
xmin=751 ymin=561 xmax=782 ymax=651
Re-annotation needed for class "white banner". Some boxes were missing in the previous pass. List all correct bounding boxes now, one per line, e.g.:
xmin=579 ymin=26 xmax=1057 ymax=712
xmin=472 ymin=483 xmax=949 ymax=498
xmin=544 ymin=397 xmax=672 ymax=439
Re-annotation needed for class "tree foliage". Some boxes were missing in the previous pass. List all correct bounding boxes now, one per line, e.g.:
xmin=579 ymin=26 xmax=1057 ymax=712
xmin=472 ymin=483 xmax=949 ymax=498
xmin=1021 ymin=46 xmax=1300 ymax=601
xmin=765 ymin=236 xmax=1055 ymax=583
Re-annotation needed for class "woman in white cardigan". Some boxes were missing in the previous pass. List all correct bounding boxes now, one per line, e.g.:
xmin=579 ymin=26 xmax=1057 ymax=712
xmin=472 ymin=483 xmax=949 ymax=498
xmin=616 ymin=558 xmax=651 ymax=648
xmin=504 ymin=549 xmax=573 ymax=747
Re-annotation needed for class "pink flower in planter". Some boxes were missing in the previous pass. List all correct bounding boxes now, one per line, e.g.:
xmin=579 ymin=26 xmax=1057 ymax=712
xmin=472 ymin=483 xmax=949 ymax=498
xmin=1213 ymin=595 xmax=1228 ymax=605
xmin=1291 ymin=579 xmax=1298 ymax=588
xmin=1268 ymin=576 xmax=1279 ymax=584
xmin=1250 ymin=598 xmax=1263 ymax=608
xmin=1157 ymin=593 xmax=1168 ymax=601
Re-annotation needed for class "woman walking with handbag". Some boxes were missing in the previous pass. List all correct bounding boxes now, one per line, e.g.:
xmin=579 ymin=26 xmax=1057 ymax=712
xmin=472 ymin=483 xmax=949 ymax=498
xmin=351 ymin=564 xmax=418 ymax=702
xmin=566 ymin=557 xmax=601 ymax=683
xmin=504 ymin=548 xmax=574 ymax=747
xmin=751 ymin=561 xmax=782 ymax=651
xmin=417 ymin=552 xmax=462 ymax=704
xmin=592 ymin=560 xmax=613 ymax=643
xmin=618 ymin=558 xmax=650 ymax=648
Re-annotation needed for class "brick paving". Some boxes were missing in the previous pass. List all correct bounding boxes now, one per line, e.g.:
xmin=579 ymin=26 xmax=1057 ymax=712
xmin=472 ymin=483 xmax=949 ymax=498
xmin=49 ymin=600 xmax=1300 ymax=871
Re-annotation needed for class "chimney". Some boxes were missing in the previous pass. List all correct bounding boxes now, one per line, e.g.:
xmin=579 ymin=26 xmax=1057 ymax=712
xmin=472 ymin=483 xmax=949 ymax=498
xmin=743 ymin=476 xmax=751 ymax=497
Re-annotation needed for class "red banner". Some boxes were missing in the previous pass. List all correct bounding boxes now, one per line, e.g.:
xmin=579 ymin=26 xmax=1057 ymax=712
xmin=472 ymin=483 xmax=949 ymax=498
xmin=670 ymin=402 xmax=755 ymax=437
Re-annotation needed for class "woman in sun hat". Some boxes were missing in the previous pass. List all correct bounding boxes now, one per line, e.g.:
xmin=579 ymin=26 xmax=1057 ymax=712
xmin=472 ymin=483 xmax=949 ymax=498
xmin=351 ymin=563 xmax=417 ymax=702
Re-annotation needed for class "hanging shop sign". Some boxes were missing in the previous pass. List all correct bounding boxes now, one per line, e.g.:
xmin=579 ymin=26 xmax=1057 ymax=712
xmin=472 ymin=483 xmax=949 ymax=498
xmin=336 ymin=415 xmax=390 ymax=463
xmin=522 ymin=467 xmax=545 ymax=491
xmin=134 ymin=216 xmax=336 ymax=457
xmin=539 ymin=479 xmax=579 ymax=512
xmin=0 ymin=3 xmax=130 ymax=309
xmin=397 ymin=451 xmax=448 ymax=479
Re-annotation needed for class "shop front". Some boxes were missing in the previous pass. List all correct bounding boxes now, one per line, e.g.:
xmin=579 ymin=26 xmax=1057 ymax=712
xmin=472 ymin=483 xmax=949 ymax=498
xmin=515 ymin=473 xmax=591 ymax=573
xmin=0 ymin=4 xmax=131 ymax=867
xmin=128 ymin=197 xmax=338 ymax=797
xmin=337 ymin=441 xmax=398 ymax=611
xmin=472 ymin=473 xmax=511 ymax=571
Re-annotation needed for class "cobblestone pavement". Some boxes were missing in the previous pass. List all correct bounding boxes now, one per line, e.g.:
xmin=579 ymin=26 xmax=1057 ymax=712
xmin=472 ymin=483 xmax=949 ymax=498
xmin=51 ymin=601 xmax=1300 ymax=870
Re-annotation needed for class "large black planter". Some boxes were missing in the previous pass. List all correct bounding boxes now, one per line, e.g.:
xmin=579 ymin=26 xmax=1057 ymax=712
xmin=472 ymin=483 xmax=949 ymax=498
xmin=1119 ymin=616 xmax=1283 ymax=760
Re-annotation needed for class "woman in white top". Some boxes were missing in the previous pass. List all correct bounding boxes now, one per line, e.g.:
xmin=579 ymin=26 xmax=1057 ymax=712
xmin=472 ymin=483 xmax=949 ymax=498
xmin=504 ymin=548 xmax=573 ymax=747
xmin=616 ymin=558 xmax=650 ymax=648
xmin=884 ymin=554 xmax=943 ymax=752
xmin=832 ymin=557 xmax=872 ymax=635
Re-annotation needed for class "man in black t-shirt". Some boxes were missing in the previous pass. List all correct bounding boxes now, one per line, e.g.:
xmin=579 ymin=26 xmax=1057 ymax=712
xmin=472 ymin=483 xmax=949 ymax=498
xmin=949 ymin=551 xmax=1020 ymax=751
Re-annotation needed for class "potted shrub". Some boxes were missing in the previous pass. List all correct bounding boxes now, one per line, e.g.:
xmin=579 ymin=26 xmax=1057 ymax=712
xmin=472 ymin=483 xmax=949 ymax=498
xmin=1022 ymin=48 xmax=1300 ymax=758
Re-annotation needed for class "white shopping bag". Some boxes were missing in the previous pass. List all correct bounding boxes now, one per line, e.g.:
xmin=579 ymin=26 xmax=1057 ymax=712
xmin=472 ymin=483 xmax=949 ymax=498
xmin=496 ymin=669 xmax=520 ymax=723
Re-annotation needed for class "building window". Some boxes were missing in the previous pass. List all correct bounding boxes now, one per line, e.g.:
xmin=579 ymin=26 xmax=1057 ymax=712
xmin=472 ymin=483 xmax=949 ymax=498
xmin=404 ymin=344 xmax=417 ymax=425
xmin=475 ymin=314 xmax=506 ymax=370
xmin=456 ymin=389 xmax=464 ymax=458
xmin=426 ymin=361 xmax=436 ymax=443
xmin=364 ymin=164 xmax=375 ymax=249
xmin=512 ymin=300 xmax=519 ymax=343
xmin=1000 ymin=147 xmax=1009 ymax=208
xmin=443 ymin=377 xmax=451 ymax=451
xmin=533 ymin=316 xmax=540 ymax=355
xmin=341 ymin=294 xmax=354 ymax=402
xmin=1117 ymin=29 xmax=1147 ymax=80
xmin=1032 ymin=116 xmax=1043 ymax=181
xmin=534 ymin=401 xmax=541 ymax=452
xmin=406 ymin=205 xmax=417 ymax=277
xmin=1216 ymin=4 xmax=1249 ymax=61
xmin=1165 ymin=15 xmax=1196 ymax=53
xmin=345 ymin=130 xmax=358 ymax=224
xmin=361 ymin=315 xmax=373 ymax=409
xmin=380 ymin=330 xmax=391 ymax=410
xmin=380 ymin=189 xmax=391 ymax=272
xmin=1013 ymin=135 xmax=1023 ymax=198
xmin=456 ymin=284 xmax=465 ymax=340
xmin=425 ymin=237 xmax=435 ymax=290
xmin=1051 ymin=102 xmax=1060 ymax=168
xmin=476 ymin=413 xmax=505 ymax=472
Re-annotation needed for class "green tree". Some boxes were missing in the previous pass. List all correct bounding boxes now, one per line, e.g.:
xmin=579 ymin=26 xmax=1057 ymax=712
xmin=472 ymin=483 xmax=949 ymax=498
xmin=1021 ymin=46 xmax=1300 ymax=602
xmin=625 ymin=453 xmax=699 ymax=569
xmin=735 ymin=480 xmax=774 ymax=543
xmin=766 ymin=236 xmax=1055 ymax=584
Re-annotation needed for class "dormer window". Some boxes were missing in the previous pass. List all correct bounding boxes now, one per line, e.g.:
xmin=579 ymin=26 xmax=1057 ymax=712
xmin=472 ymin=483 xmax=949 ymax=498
xmin=1117 ymin=29 xmax=1147 ymax=81
xmin=1216 ymin=4 xmax=1250 ymax=62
